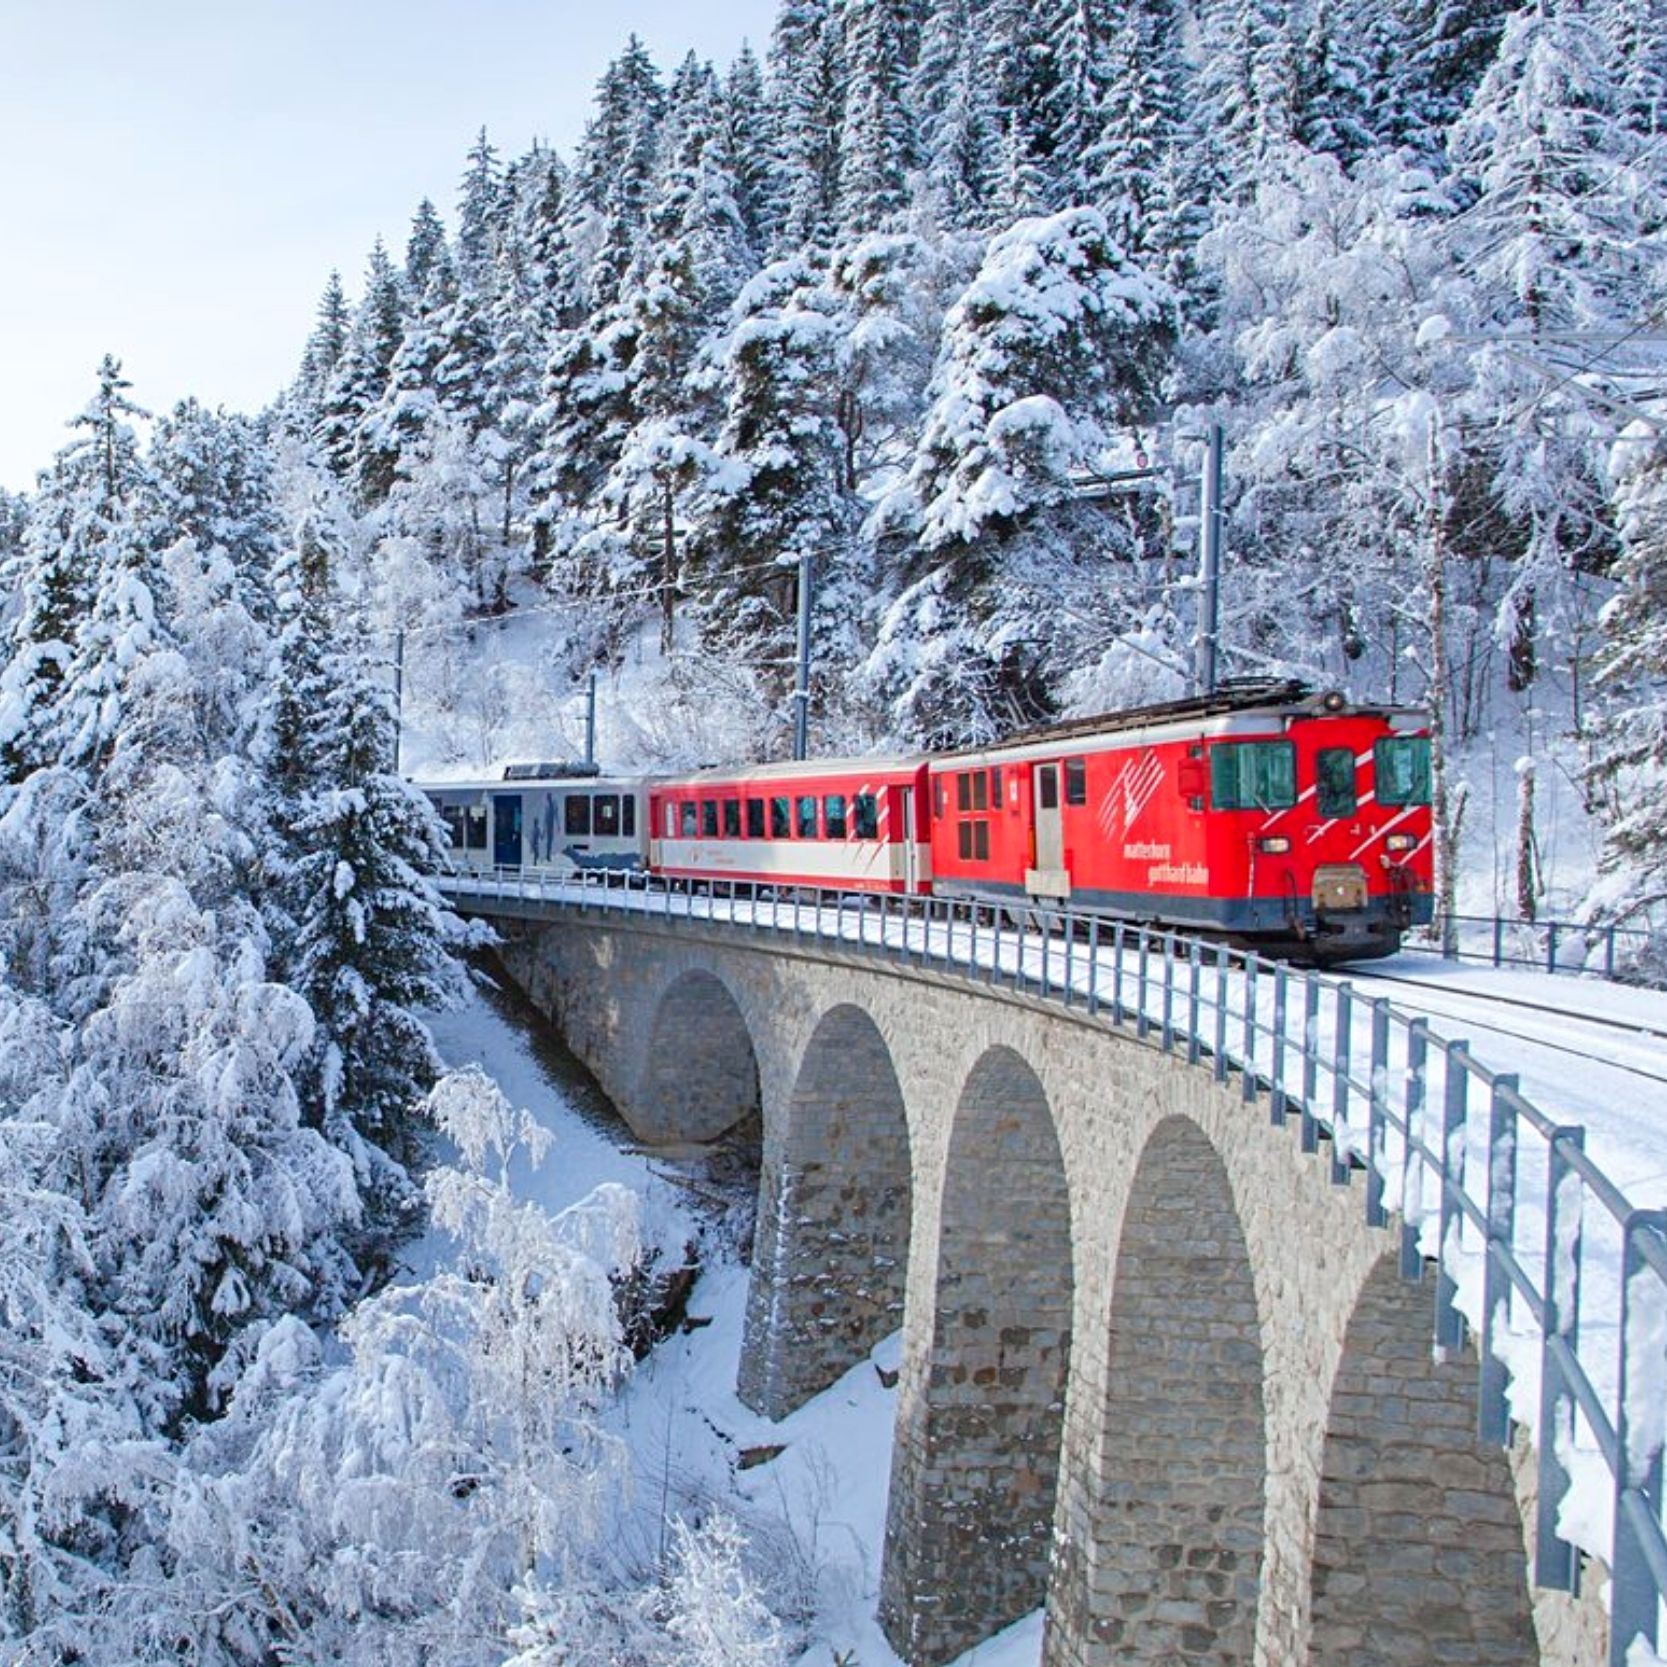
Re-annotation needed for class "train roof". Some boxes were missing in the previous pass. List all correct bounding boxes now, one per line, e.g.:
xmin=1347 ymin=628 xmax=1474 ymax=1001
xmin=658 ymin=754 xmax=928 ymax=787
xmin=416 ymin=772 xmax=657 ymax=792
xmin=931 ymin=680 xmax=1427 ymax=765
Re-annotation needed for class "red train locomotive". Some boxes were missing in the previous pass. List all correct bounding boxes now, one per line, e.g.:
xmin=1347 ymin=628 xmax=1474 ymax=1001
xmin=426 ymin=682 xmax=1434 ymax=963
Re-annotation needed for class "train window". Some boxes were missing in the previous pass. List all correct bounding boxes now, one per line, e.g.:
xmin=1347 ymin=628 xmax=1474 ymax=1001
xmin=853 ymin=793 xmax=879 ymax=839
xmin=1316 ymin=749 xmax=1357 ymax=818
xmin=1375 ymin=737 xmax=1432 ymax=806
xmin=991 ymin=767 xmax=1003 ymax=808
xmin=439 ymin=805 xmax=463 ymax=848
xmin=825 ymin=794 xmax=847 ymax=838
xmin=957 ymin=821 xmax=972 ymax=860
xmin=972 ymin=771 xmax=988 ymax=811
xmin=1064 ymin=758 xmax=1087 ymax=806
xmin=956 ymin=772 xmax=972 ymax=812
xmin=622 ymin=795 xmax=636 ymax=837
xmin=465 ymin=806 xmax=487 ymax=850
xmin=797 ymin=795 xmax=819 ymax=838
xmin=593 ymin=795 xmax=620 ymax=836
xmin=679 ymin=802 xmax=698 ymax=838
xmin=565 ymin=795 xmax=592 ymax=836
xmin=1038 ymin=767 xmax=1059 ymax=811
xmin=771 ymin=796 xmax=792 ymax=838
xmin=746 ymin=797 xmax=766 ymax=838
xmin=722 ymin=799 xmax=741 ymax=838
xmin=974 ymin=822 xmax=990 ymax=860
xmin=700 ymin=800 xmax=718 ymax=837
xmin=934 ymin=780 xmax=945 ymax=819
xmin=1211 ymin=742 xmax=1297 ymax=810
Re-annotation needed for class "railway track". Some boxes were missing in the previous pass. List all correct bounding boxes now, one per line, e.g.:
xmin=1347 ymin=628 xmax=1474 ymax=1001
xmin=1349 ymin=966 xmax=1667 ymax=1086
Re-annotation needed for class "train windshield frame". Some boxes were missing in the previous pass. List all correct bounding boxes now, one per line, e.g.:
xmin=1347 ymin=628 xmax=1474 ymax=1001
xmin=1210 ymin=741 xmax=1298 ymax=811
xmin=1375 ymin=737 xmax=1432 ymax=806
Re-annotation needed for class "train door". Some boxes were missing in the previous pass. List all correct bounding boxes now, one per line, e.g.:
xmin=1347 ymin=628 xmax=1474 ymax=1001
xmin=1033 ymin=763 xmax=1063 ymax=868
xmin=901 ymin=787 xmax=919 ymax=892
xmin=493 ymin=793 xmax=524 ymax=868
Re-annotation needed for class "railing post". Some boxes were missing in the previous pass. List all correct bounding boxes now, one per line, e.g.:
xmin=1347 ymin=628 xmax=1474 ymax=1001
xmin=1160 ymin=935 xmax=1176 ymax=1052
xmin=1492 ymin=915 xmax=1504 ymax=968
xmin=1479 ymin=1075 xmax=1520 ymax=1444
xmin=1301 ymin=972 xmax=1320 ymax=1153
xmin=1214 ymin=945 xmax=1230 ymax=1084
xmin=1088 ymin=917 xmax=1101 ymax=1016
xmin=1611 ymin=1211 xmax=1667 ymax=1667
xmin=1137 ymin=928 xmax=1151 ymax=1039
xmin=1398 ymin=1019 xmax=1429 ymax=1275
xmin=1606 ymin=924 xmax=1618 ymax=980
xmin=1064 ymin=913 xmax=1075 ymax=1010
xmin=991 ymin=909 xmax=1003 ymax=988
xmin=1366 ymin=998 xmax=1390 ymax=1228
xmin=1113 ymin=923 xmax=1126 ymax=1025
xmin=1436 ymin=1043 xmax=1471 ymax=1350
xmin=1041 ymin=911 xmax=1053 ymax=1001
xmin=1187 ymin=938 xmax=1202 ymax=1067
xmin=1331 ymin=982 xmax=1353 ymax=1183
xmin=1534 ymin=1126 xmax=1585 ymax=1594
xmin=1241 ymin=957 xmax=1259 ymax=1102
xmin=1547 ymin=921 xmax=1559 ymax=975
xmin=1270 ymin=963 xmax=1289 ymax=1125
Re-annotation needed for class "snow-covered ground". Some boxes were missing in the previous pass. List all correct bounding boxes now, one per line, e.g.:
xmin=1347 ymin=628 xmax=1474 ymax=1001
xmin=428 ymin=973 xmax=1044 ymax=1667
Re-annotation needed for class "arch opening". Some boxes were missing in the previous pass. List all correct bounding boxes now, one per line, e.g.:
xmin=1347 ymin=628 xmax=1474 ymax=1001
xmin=881 ymin=1046 xmax=1074 ymax=1667
xmin=635 ymin=968 xmax=761 ymax=1146
xmin=740 ymin=1003 xmax=913 ymax=1418
xmin=1307 ymin=1255 xmax=1536 ymax=1666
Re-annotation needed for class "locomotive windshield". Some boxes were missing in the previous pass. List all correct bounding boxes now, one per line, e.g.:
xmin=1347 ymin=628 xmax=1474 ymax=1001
xmin=1211 ymin=741 xmax=1297 ymax=810
xmin=1374 ymin=737 xmax=1432 ymax=806
xmin=1316 ymin=748 xmax=1357 ymax=818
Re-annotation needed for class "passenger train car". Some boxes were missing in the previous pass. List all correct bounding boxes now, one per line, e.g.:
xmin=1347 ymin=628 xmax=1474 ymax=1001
xmin=419 ymin=682 xmax=1434 ymax=962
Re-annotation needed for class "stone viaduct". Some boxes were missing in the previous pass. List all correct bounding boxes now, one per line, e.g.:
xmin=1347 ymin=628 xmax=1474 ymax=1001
xmin=477 ymin=896 xmax=1611 ymax=1667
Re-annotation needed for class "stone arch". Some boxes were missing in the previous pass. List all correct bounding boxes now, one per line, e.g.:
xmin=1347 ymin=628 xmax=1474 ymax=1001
xmin=739 ymin=1002 xmax=913 ymax=1418
xmin=635 ymin=967 xmax=761 ymax=1144
xmin=1046 ymin=1115 xmax=1267 ymax=1667
xmin=881 ymin=1046 xmax=1074 ymax=1667
xmin=1307 ymin=1254 xmax=1536 ymax=1666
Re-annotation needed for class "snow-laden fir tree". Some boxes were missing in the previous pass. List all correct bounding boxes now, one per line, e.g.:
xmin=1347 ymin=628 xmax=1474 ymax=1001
xmin=0 ymin=357 xmax=154 ymax=784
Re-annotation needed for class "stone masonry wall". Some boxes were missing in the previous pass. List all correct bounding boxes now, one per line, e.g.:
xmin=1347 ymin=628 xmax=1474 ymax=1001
xmin=477 ymin=904 xmax=1614 ymax=1667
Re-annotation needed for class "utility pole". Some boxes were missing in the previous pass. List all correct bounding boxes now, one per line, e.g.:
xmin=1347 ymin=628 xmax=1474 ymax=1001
xmin=583 ymin=668 xmax=598 ymax=771
xmin=792 ymin=549 xmax=813 ymax=761
xmin=1195 ymin=422 xmax=1224 ymax=698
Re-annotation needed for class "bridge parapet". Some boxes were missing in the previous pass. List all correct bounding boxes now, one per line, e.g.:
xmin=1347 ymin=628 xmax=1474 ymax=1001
xmin=446 ymin=870 xmax=1652 ymax=1667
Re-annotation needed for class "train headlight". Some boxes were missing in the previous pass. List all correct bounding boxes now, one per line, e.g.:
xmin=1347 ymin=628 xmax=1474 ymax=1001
xmin=1257 ymin=836 xmax=1291 ymax=854
xmin=1385 ymin=833 xmax=1417 ymax=852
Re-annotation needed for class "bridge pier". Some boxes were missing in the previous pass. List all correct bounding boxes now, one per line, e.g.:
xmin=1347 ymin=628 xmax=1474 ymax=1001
xmin=879 ymin=1047 xmax=1074 ymax=1667
xmin=738 ymin=1004 xmax=912 ymax=1419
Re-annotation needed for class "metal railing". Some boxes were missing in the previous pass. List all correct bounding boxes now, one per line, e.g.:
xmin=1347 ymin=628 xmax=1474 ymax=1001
xmin=1405 ymin=912 xmax=1660 ymax=982
xmin=441 ymin=867 xmax=1667 ymax=1663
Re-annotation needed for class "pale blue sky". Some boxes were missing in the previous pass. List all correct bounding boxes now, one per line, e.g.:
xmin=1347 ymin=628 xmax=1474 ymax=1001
xmin=0 ymin=1 xmax=780 ymax=491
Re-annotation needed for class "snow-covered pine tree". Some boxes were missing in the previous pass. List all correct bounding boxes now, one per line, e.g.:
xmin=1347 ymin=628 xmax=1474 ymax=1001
xmin=1448 ymin=0 xmax=1652 ymax=332
xmin=767 ymin=0 xmax=844 ymax=253
xmin=267 ymin=505 xmax=460 ymax=1250
xmin=1042 ymin=0 xmax=1118 ymax=209
xmin=315 ymin=241 xmax=408 ymax=502
xmin=723 ymin=41 xmax=781 ymax=251
xmin=1597 ymin=0 xmax=1667 ymax=139
xmin=695 ymin=257 xmax=853 ymax=710
xmin=1294 ymin=0 xmax=1380 ymax=167
xmin=577 ymin=37 xmax=667 ymax=307
xmin=836 ymin=0 xmax=918 ymax=237
xmin=862 ymin=207 xmax=1175 ymax=743
xmin=0 ymin=357 xmax=154 ymax=784
xmin=288 ymin=270 xmax=351 ymax=432
xmin=457 ymin=128 xmax=505 ymax=298
xmin=911 ymin=0 xmax=1000 ymax=231
xmin=1586 ymin=430 xmax=1667 ymax=950
xmin=1197 ymin=0 xmax=1299 ymax=187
